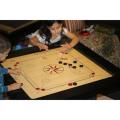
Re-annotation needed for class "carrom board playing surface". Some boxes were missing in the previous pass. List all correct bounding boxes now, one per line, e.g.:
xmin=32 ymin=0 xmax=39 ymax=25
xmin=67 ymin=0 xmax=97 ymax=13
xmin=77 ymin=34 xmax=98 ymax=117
xmin=2 ymin=47 xmax=112 ymax=99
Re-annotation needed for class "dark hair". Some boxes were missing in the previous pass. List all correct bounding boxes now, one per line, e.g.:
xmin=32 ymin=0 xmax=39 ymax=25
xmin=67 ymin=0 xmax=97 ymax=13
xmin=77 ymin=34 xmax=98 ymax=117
xmin=38 ymin=20 xmax=64 ymax=45
xmin=38 ymin=25 xmax=52 ymax=45
xmin=0 ymin=34 xmax=11 ymax=53
xmin=45 ymin=20 xmax=64 ymax=27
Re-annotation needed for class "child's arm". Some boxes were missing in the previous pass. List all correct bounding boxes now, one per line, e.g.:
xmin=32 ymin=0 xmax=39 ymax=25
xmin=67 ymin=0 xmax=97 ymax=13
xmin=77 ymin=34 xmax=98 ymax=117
xmin=30 ymin=36 xmax=48 ymax=51
xmin=0 ymin=67 xmax=21 ymax=75
xmin=60 ymin=29 xmax=79 ymax=53
xmin=7 ymin=83 xmax=22 ymax=91
xmin=0 ymin=83 xmax=22 ymax=93
xmin=63 ymin=30 xmax=79 ymax=48
xmin=8 ymin=68 xmax=20 ymax=75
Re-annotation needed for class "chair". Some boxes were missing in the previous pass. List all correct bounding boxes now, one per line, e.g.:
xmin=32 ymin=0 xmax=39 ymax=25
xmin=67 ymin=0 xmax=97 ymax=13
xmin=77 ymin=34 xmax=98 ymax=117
xmin=64 ymin=20 xmax=85 ymax=32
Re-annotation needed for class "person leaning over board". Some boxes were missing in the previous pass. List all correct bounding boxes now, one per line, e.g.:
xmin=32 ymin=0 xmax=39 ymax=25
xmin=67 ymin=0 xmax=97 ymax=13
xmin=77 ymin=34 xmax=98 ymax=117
xmin=27 ymin=20 xmax=79 ymax=53
xmin=0 ymin=34 xmax=23 ymax=100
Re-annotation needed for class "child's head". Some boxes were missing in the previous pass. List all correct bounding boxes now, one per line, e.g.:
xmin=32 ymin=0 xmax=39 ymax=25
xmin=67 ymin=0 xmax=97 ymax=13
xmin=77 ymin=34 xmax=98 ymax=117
xmin=37 ymin=20 xmax=64 ymax=45
xmin=46 ymin=20 xmax=64 ymax=35
xmin=0 ymin=34 xmax=11 ymax=61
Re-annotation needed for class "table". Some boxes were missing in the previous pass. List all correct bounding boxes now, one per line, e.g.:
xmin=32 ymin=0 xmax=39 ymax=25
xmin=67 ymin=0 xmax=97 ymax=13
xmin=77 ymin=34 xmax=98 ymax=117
xmin=2 ymin=43 xmax=120 ymax=99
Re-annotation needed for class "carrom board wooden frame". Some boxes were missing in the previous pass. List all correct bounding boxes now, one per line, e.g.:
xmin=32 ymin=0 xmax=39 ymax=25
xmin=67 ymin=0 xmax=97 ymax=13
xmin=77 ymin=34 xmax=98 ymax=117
xmin=2 ymin=47 xmax=112 ymax=99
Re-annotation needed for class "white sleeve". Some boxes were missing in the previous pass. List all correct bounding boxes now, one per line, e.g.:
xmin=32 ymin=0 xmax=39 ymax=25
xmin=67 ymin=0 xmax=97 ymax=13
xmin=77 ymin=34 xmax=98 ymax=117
xmin=62 ymin=28 xmax=68 ymax=35
xmin=26 ymin=30 xmax=45 ymax=43
xmin=26 ymin=30 xmax=39 ymax=39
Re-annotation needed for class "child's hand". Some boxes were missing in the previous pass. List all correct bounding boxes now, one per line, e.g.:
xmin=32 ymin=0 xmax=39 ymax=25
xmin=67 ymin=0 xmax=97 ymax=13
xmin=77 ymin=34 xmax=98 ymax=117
xmin=60 ymin=43 xmax=72 ymax=53
xmin=38 ymin=43 xmax=48 ymax=51
xmin=8 ymin=68 xmax=21 ymax=75
xmin=61 ymin=43 xmax=71 ymax=49
xmin=8 ymin=83 xmax=23 ymax=91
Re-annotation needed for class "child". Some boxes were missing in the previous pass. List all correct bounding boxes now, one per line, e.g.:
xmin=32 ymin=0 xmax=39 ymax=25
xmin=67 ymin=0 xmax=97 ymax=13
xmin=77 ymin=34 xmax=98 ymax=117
xmin=28 ymin=20 xmax=79 ymax=53
xmin=0 ymin=34 xmax=22 ymax=100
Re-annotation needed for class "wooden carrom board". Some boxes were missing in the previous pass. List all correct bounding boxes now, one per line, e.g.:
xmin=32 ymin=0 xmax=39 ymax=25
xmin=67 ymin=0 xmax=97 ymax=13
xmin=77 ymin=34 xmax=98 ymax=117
xmin=2 ymin=48 xmax=112 ymax=99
